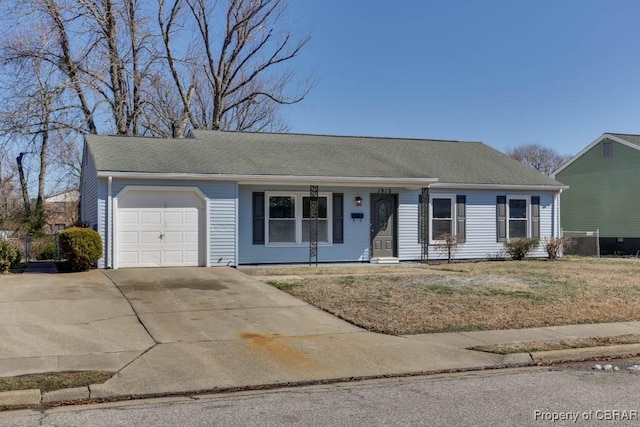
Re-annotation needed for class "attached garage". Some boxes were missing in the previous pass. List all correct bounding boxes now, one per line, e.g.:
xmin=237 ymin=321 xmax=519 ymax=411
xmin=114 ymin=187 xmax=207 ymax=268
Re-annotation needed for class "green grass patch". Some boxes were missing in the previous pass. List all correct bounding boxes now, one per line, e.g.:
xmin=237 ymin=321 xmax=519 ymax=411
xmin=0 ymin=371 xmax=114 ymax=393
xmin=267 ymin=281 xmax=301 ymax=292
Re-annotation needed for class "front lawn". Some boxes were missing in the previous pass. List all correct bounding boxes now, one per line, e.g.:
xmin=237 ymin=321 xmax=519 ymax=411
xmin=250 ymin=258 xmax=640 ymax=334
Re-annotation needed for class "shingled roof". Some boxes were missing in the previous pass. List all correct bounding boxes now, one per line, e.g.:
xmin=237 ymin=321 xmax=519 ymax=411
xmin=605 ymin=133 xmax=640 ymax=147
xmin=85 ymin=130 xmax=564 ymax=187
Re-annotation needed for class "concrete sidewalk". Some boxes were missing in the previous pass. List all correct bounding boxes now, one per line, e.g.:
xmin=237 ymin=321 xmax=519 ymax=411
xmin=408 ymin=321 xmax=640 ymax=349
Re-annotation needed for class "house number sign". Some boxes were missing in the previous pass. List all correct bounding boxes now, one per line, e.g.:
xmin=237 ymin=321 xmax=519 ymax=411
xmin=377 ymin=188 xmax=392 ymax=194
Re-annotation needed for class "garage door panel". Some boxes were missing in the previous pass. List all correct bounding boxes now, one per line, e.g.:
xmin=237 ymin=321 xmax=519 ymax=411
xmin=163 ymin=251 xmax=185 ymax=264
xmin=164 ymin=211 xmax=184 ymax=224
xmin=184 ymin=231 xmax=199 ymax=244
xmin=140 ymin=231 xmax=161 ymax=244
xmin=163 ymin=231 xmax=183 ymax=244
xmin=184 ymin=251 xmax=199 ymax=263
xmin=184 ymin=211 xmax=198 ymax=224
xmin=119 ymin=211 xmax=139 ymax=224
xmin=140 ymin=250 xmax=162 ymax=264
xmin=141 ymin=211 xmax=162 ymax=224
xmin=119 ymin=231 xmax=139 ymax=244
xmin=116 ymin=189 xmax=205 ymax=268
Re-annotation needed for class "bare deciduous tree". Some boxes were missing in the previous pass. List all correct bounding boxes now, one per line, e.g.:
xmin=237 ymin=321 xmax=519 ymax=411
xmin=0 ymin=155 xmax=21 ymax=229
xmin=0 ymin=0 xmax=312 ymax=232
xmin=507 ymin=143 xmax=571 ymax=176
xmin=159 ymin=0 xmax=312 ymax=135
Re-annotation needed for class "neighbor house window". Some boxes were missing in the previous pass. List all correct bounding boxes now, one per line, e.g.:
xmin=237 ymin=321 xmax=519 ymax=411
xmin=265 ymin=192 xmax=332 ymax=245
xmin=507 ymin=197 xmax=528 ymax=238
xmin=602 ymin=141 xmax=612 ymax=158
xmin=431 ymin=195 xmax=455 ymax=242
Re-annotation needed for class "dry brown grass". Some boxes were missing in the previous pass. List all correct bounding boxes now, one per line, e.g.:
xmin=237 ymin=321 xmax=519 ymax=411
xmin=265 ymin=258 xmax=640 ymax=335
xmin=0 ymin=371 xmax=113 ymax=393
xmin=472 ymin=334 xmax=640 ymax=355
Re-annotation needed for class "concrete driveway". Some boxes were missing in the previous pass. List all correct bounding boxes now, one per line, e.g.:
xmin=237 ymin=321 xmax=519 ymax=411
xmin=103 ymin=267 xmax=359 ymax=343
xmin=90 ymin=267 xmax=501 ymax=398
xmin=0 ymin=271 xmax=154 ymax=377
xmin=0 ymin=267 xmax=502 ymax=399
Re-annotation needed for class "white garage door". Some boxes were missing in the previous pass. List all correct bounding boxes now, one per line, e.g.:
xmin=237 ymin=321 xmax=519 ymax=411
xmin=116 ymin=189 xmax=205 ymax=268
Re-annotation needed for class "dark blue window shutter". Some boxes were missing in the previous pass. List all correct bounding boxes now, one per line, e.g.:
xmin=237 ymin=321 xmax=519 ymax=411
xmin=456 ymin=195 xmax=466 ymax=243
xmin=333 ymin=193 xmax=344 ymax=243
xmin=252 ymin=192 xmax=265 ymax=244
xmin=497 ymin=196 xmax=507 ymax=242
xmin=531 ymin=196 xmax=540 ymax=238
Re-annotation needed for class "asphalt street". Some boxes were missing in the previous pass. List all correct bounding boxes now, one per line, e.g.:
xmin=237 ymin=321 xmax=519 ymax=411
xmin=4 ymin=361 xmax=640 ymax=426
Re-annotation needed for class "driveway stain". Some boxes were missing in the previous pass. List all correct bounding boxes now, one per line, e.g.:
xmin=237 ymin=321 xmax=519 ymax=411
xmin=238 ymin=332 xmax=322 ymax=369
xmin=124 ymin=280 xmax=227 ymax=291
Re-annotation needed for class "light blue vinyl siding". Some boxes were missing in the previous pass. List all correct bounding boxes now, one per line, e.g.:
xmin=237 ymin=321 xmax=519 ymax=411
xmin=91 ymin=177 xmax=559 ymax=267
xmin=239 ymin=186 xmax=560 ymax=264
xmin=238 ymin=185 xmax=374 ymax=264
xmin=399 ymin=189 xmax=558 ymax=260
xmin=79 ymin=149 xmax=98 ymax=228
xmin=97 ymin=178 xmax=237 ymax=268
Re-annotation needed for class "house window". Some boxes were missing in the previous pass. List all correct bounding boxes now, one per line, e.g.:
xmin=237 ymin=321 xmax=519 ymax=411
xmin=268 ymin=196 xmax=296 ymax=243
xmin=265 ymin=192 xmax=332 ymax=245
xmin=302 ymin=196 xmax=328 ymax=243
xmin=54 ymin=224 xmax=65 ymax=232
xmin=431 ymin=197 xmax=454 ymax=241
xmin=507 ymin=197 xmax=529 ymax=238
xmin=419 ymin=194 xmax=466 ymax=243
xmin=602 ymin=141 xmax=612 ymax=158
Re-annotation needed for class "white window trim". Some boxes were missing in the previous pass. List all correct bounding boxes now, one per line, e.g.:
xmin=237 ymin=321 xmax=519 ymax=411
xmin=429 ymin=194 xmax=456 ymax=244
xmin=265 ymin=191 xmax=333 ymax=247
xmin=506 ymin=195 xmax=531 ymax=239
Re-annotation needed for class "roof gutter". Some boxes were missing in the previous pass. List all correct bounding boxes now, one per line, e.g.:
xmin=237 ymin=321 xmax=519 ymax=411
xmin=96 ymin=171 xmax=439 ymax=186
xmin=430 ymin=182 xmax=569 ymax=191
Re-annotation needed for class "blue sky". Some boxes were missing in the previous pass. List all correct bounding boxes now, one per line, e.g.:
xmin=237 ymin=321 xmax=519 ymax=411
xmin=283 ymin=0 xmax=640 ymax=156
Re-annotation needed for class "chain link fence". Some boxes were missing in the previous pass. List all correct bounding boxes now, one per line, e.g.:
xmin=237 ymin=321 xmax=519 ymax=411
xmin=561 ymin=230 xmax=600 ymax=257
xmin=6 ymin=234 xmax=61 ymax=262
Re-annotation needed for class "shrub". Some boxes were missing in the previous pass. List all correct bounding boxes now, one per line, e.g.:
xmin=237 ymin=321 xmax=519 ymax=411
xmin=433 ymin=233 xmax=461 ymax=263
xmin=29 ymin=236 xmax=58 ymax=261
xmin=504 ymin=238 xmax=540 ymax=260
xmin=59 ymin=227 xmax=103 ymax=272
xmin=37 ymin=240 xmax=58 ymax=260
xmin=544 ymin=237 xmax=575 ymax=260
xmin=0 ymin=240 xmax=20 ymax=273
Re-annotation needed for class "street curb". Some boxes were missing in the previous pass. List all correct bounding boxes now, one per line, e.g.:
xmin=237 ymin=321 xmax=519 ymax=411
xmin=3 ymin=345 xmax=640 ymax=409
xmin=0 ymin=389 xmax=41 ymax=408
xmin=42 ymin=387 xmax=90 ymax=403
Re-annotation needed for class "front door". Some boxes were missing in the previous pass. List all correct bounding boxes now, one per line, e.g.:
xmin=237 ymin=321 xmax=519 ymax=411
xmin=371 ymin=194 xmax=396 ymax=258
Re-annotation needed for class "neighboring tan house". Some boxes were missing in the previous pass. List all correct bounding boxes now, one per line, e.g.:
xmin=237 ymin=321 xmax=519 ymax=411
xmin=45 ymin=189 xmax=79 ymax=234
xmin=553 ymin=132 xmax=640 ymax=255
xmin=80 ymin=131 xmax=566 ymax=268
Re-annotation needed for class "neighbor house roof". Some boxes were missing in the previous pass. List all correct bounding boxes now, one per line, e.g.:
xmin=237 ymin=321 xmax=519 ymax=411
xmin=553 ymin=132 xmax=640 ymax=177
xmin=85 ymin=130 xmax=564 ymax=187
xmin=45 ymin=189 xmax=79 ymax=203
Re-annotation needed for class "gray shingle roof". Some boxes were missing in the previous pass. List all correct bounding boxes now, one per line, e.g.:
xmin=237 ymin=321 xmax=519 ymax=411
xmin=606 ymin=133 xmax=640 ymax=147
xmin=85 ymin=130 xmax=563 ymax=186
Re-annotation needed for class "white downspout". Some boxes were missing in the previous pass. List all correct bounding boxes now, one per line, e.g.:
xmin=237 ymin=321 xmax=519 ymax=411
xmin=107 ymin=176 xmax=112 ymax=268
xmin=557 ymin=189 xmax=562 ymax=238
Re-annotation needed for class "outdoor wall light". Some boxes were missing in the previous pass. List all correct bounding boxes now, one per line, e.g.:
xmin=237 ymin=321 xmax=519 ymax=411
xmin=355 ymin=196 xmax=363 ymax=206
